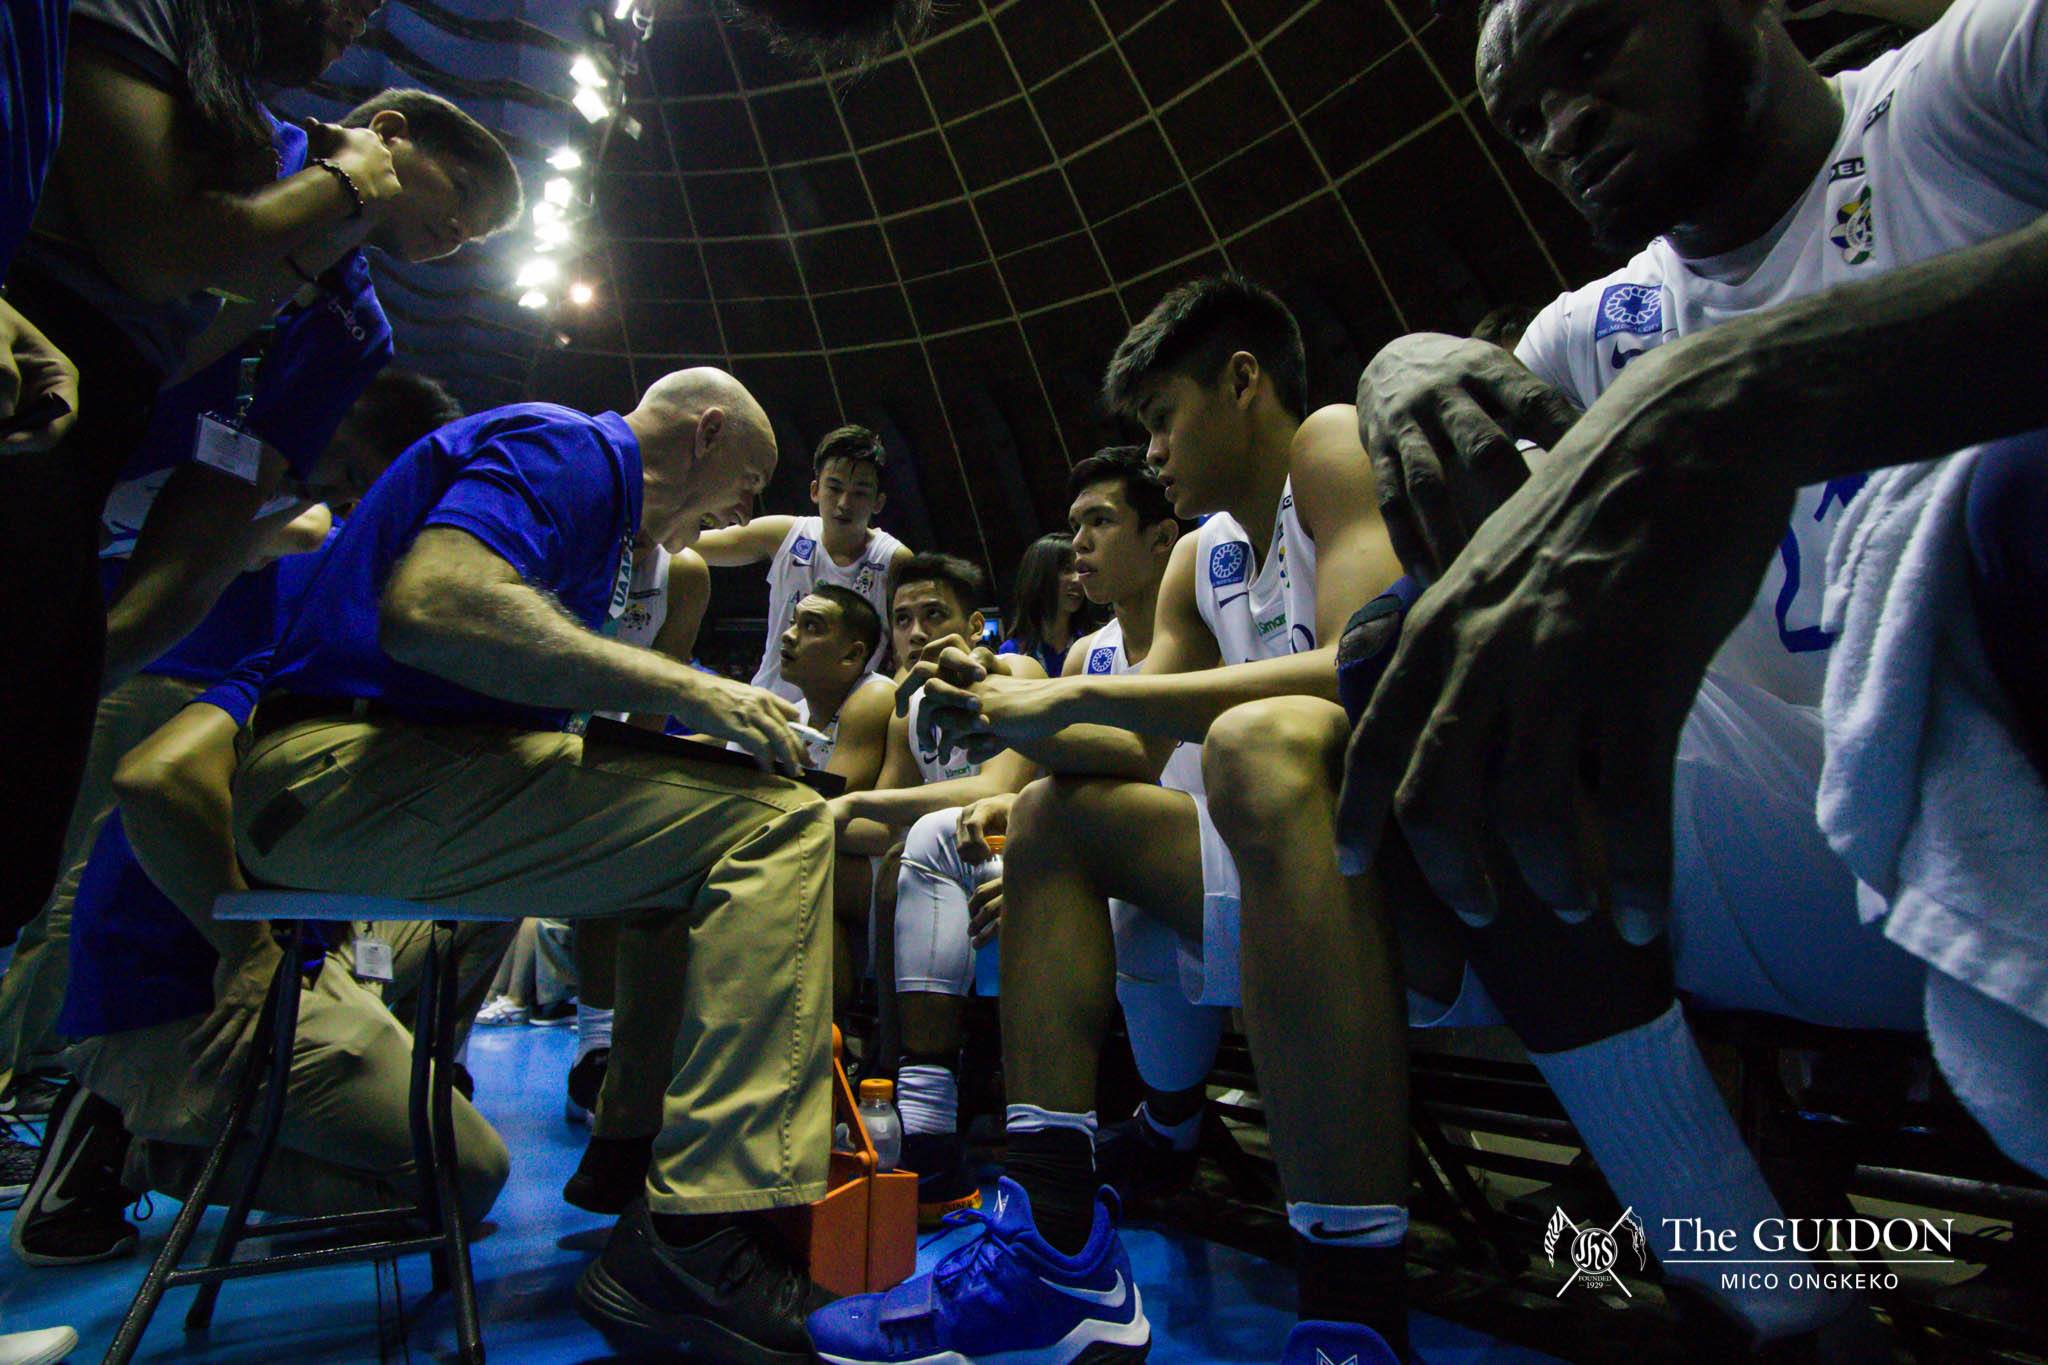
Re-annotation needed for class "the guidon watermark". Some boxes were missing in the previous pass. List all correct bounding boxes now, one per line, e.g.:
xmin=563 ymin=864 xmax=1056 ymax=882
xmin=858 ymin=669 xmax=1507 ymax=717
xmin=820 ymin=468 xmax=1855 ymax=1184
xmin=1545 ymin=1213 xmax=1957 ymax=1299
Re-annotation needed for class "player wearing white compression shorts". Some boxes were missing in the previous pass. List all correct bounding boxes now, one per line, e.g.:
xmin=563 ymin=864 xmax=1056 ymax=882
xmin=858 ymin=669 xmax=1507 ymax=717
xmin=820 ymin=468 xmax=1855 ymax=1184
xmin=827 ymin=555 xmax=1044 ymax=1221
xmin=815 ymin=278 xmax=1414 ymax=1365
xmin=693 ymin=425 xmax=910 ymax=702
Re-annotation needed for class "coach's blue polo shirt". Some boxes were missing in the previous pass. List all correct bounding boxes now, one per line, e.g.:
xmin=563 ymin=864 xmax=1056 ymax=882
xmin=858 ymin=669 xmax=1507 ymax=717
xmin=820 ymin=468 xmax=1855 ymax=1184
xmin=260 ymin=403 xmax=643 ymax=732
xmin=1 ymin=0 xmax=67 ymax=277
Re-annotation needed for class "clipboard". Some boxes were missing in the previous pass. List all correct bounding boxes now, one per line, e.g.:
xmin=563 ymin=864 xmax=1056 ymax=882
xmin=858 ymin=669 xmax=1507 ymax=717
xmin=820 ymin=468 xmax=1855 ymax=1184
xmin=581 ymin=715 xmax=847 ymax=797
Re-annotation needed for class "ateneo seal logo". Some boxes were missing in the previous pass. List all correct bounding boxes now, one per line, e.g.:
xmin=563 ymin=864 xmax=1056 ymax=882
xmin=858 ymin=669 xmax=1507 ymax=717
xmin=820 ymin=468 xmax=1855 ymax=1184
xmin=1545 ymin=1206 xmax=1648 ymax=1297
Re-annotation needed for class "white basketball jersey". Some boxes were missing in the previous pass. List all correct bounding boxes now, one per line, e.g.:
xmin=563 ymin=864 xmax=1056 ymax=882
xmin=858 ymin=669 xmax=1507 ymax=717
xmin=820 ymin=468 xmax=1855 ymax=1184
xmin=1193 ymin=479 xmax=1319 ymax=669
xmin=615 ymin=543 xmax=671 ymax=649
xmin=1514 ymin=1 xmax=2048 ymax=707
xmin=906 ymin=688 xmax=981 ymax=786
xmin=752 ymin=516 xmax=904 ymax=701
xmin=792 ymin=697 xmax=838 ymax=769
xmin=1079 ymin=618 xmax=1205 ymax=794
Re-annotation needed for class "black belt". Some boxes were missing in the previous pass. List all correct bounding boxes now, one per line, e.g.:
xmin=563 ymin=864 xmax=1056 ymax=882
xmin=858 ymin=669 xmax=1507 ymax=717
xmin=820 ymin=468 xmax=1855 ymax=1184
xmin=248 ymin=693 xmax=394 ymax=743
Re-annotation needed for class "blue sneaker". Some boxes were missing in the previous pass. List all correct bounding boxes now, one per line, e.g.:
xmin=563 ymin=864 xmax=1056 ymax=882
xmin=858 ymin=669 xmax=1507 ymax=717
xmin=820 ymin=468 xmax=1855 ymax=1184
xmin=809 ymin=1177 xmax=1150 ymax=1363
xmin=1280 ymin=1320 xmax=1403 ymax=1365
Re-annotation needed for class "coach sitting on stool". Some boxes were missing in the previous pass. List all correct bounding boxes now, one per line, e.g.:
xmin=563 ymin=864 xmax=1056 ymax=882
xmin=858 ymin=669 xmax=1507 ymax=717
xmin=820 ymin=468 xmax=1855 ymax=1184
xmin=231 ymin=368 xmax=837 ymax=1363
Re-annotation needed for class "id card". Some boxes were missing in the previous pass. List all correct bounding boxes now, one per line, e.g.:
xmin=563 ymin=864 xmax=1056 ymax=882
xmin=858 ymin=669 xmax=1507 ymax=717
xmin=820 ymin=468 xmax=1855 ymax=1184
xmin=352 ymin=934 xmax=395 ymax=983
xmin=193 ymin=414 xmax=265 ymax=484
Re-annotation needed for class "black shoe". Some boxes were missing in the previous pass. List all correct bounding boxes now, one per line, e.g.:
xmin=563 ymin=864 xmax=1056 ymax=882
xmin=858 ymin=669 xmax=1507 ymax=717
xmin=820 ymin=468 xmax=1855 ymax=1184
xmin=11 ymin=1082 xmax=139 ymax=1266
xmin=0 ymin=1070 xmax=66 ymax=1119
xmin=528 ymin=1000 xmax=576 ymax=1027
xmin=901 ymin=1130 xmax=981 ymax=1227
xmin=576 ymin=1198 xmax=836 ymax=1364
xmin=1 ymin=1120 xmax=39 ymax=1210
xmin=564 ymin=1132 xmax=654 ymax=1214
xmin=1095 ymin=1110 xmax=1201 ymax=1211
xmin=566 ymin=1046 xmax=609 ymax=1125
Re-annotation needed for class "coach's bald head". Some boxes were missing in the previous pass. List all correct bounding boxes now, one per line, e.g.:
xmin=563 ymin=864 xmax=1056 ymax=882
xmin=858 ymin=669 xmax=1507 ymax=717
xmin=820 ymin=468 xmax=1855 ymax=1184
xmin=714 ymin=0 xmax=930 ymax=63
xmin=627 ymin=366 xmax=779 ymax=552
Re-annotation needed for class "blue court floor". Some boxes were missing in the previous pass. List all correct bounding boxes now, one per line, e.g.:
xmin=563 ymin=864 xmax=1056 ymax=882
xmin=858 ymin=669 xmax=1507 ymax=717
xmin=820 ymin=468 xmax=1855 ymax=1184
xmin=1 ymin=1026 xmax=1565 ymax=1363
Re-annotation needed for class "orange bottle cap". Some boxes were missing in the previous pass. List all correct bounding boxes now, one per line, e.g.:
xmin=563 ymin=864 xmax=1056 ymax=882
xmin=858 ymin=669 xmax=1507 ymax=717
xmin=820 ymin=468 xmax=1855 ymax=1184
xmin=858 ymin=1078 xmax=895 ymax=1102
xmin=984 ymin=834 xmax=1006 ymax=854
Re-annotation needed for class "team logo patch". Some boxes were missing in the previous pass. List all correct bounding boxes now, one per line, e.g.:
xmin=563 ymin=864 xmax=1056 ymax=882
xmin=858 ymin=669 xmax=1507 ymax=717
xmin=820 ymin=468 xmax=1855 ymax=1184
xmin=1208 ymin=541 xmax=1249 ymax=589
xmin=1087 ymin=645 xmax=1118 ymax=674
xmin=791 ymin=535 xmax=816 ymax=566
xmin=1830 ymin=185 xmax=1876 ymax=266
xmin=1594 ymin=283 xmax=1663 ymax=340
xmin=854 ymin=564 xmax=877 ymax=595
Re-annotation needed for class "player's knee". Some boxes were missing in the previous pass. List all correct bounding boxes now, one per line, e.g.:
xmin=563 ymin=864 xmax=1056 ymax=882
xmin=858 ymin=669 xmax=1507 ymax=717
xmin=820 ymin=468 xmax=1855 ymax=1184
xmin=1005 ymin=776 xmax=1093 ymax=892
xmin=901 ymin=807 xmax=959 ymax=871
xmin=1203 ymin=699 xmax=1342 ymax=847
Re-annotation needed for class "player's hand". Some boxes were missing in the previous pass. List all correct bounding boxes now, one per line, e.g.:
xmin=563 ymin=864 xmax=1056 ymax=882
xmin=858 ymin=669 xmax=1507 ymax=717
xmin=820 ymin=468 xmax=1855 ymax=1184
xmin=302 ymin=119 xmax=403 ymax=208
xmin=676 ymin=673 xmax=806 ymax=773
xmin=968 ymin=876 xmax=1004 ymax=948
xmin=1357 ymin=332 xmax=1579 ymax=580
xmin=0 ymin=298 xmax=79 ymax=454
xmin=956 ymin=793 xmax=1015 ymax=864
xmin=187 ymin=935 xmax=285 ymax=1081
xmin=1338 ymin=333 xmax=1788 ymax=943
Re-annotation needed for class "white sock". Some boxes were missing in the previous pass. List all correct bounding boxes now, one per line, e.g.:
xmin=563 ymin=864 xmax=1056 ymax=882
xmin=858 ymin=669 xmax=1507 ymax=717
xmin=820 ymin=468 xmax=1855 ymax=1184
xmin=576 ymin=1003 xmax=614 ymax=1061
xmin=898 ymin=1064 xmax=959 ymax=1138
xmin=1287 ymin=1201 xmax=1408 ymax=1248
xmin=1530 ymin=1003 xmax=1847 ymax=1342
xmin=454 ymin=1036 xmax=471 ymax=1068
xmin=1138 ymin=1100 xmax=1202 ymax=1153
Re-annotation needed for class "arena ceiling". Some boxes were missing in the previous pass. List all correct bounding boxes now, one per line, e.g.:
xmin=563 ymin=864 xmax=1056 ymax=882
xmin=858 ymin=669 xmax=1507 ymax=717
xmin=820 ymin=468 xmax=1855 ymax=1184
xmin=282 ymin=0 xmax=1659 ymax=614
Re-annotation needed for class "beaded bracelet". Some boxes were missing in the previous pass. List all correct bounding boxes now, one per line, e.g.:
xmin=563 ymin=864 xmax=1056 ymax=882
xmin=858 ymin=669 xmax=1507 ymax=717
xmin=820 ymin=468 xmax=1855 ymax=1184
xmin=310 ymin=155 xmax=366 ymax=218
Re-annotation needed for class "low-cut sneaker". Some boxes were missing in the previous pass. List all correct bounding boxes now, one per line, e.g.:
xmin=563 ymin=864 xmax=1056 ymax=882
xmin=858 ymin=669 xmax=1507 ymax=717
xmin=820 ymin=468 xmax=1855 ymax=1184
xmin=808 ymin=1177 xmax=1150 ymax=1364
xmin=1279 ymin=1320 xmax=1403 ymax=1365
xmin=1 ymin=1122 xmax=40 ymax=1211
xmin=0 ymin=1325 xmax=80 ymax=1365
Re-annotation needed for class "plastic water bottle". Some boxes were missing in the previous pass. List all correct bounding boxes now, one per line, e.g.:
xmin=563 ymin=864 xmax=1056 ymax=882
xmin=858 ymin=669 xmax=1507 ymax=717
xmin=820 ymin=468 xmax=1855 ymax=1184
xmin=972 ymin=835 xmax=1004 ymax=997
xmin=858 ymin=1078 xmax=902 ymax=1171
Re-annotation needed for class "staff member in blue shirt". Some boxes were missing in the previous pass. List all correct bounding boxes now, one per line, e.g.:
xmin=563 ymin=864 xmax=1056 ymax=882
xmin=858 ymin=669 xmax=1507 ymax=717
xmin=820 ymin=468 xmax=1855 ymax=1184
xmin=0 ymin=0 xmax=79 ymax=460
xmin=221 ymin=367 xmax=837 ymax=1363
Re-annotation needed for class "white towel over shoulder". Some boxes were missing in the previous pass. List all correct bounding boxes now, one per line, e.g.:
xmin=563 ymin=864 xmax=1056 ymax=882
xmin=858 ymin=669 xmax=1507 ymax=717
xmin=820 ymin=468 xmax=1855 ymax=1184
xmin=1818 ymin=448 xmax=2048 ymax=1029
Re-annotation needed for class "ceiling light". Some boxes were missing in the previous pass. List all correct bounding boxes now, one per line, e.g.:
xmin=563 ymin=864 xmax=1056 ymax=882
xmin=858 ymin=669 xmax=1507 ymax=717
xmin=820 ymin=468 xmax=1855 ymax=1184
xmin=548 ymin=146 xmax=583 ymax=171
xmin=568 ymin=281 xmax=595 ymax=306
xmin=613 ymin=0 xmax=633 ymax=17
xmin=518 ymin=290 xmax=548 ymax=309
xmin=516 ymin=258 xmax=559 ymax=288
xmin=533 ymin=200 xmax=564 ymax=227
xmin=535 ymin=219 xmax=572 ymax=248
xmin=544 ymin=177 xmax=574 ymax=207
xmin=570 ymin=54 xmax=606 ymax=88
xmin=572 ymin=86 xmax=611 ymax=124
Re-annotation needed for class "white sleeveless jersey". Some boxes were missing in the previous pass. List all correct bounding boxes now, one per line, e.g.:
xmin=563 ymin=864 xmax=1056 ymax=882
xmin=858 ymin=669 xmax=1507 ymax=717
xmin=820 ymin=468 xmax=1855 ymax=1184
xmin=616 ymin=543 xmax=672 ymax=649
xmin=793 ymin=697 xmax=838 ymax=769
xmin=1078 ymin=618 xmax=1205 ymax=794
xmin=751 ymin=516 xmax=904 ymax=701
xmin=1193 ymin=479 xmax=1319 ymax=669
xmin=1514 ymin=0 xmax=2048 ymax=708
xmin=906 ymin=688 xmax=981 ymax=786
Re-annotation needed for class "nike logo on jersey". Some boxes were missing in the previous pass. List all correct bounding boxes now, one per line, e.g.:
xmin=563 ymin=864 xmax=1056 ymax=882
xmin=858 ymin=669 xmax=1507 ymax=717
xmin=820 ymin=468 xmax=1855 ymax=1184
xmin=1317 ymin=1351 xmax=1361 ymax=1365
xmin=1038 ymin=1269 xmax=1129 ymax=1309
xmin=1610 ymin=343 xmax=1647 ymax=371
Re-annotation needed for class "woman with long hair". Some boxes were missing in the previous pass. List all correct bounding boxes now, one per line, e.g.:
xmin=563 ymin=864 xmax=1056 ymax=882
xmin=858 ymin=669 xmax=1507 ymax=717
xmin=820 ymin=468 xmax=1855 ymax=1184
xmin=999 ymin=532 xmax=1098 ymax=677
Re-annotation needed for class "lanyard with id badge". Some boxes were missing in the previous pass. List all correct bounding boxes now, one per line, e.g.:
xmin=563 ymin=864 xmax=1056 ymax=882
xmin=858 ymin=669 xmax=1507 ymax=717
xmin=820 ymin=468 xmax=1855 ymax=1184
xmin=192 ymin=329 xmax=276 ymax=487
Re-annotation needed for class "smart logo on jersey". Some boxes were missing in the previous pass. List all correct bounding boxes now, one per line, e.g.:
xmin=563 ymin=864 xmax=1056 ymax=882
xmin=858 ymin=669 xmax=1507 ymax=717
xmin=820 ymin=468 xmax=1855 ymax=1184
xmin=1208 ymin=542 xmax=1249 ymax=590
xmin=1830 ymin=185 xmax=1876 ymax=266
xmin=1087 ymin=645 xmax=1118 ymax=674
xmin=1593 ymin=284 xmax=1663 ymax=340
xmin=790 ymin=535 xmax=817 ymax=566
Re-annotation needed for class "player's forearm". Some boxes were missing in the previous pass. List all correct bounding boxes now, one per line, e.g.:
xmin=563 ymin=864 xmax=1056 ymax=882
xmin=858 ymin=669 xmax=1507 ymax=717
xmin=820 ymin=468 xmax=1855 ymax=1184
xmin=111 ymin=706 xmax=263 ymax=959
xmin=379 ymin=578 xmax=699 ymax=716
xmin=1652 ymin=214 xmax=2048 ymax=490
xmin=839 ymin=772 xmax=1011 ymax=830
xmin=1058 ymin=647 xmax=1340 ymax=740
xmin=838 ymin=817 xmax=898 ymax=856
